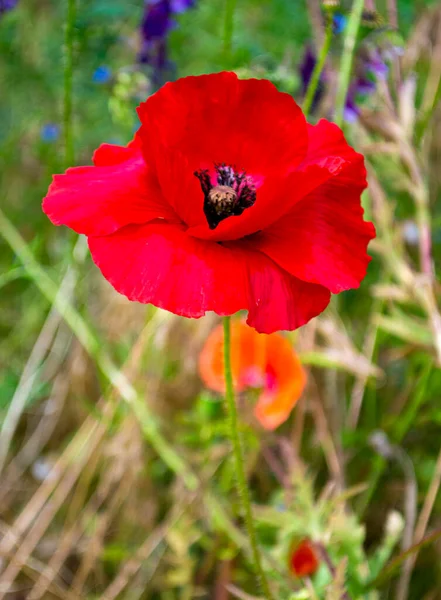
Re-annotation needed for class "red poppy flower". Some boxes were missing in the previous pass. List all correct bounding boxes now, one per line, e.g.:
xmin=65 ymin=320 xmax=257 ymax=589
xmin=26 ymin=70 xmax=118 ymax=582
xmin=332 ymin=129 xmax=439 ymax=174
xmin=289 ymin=539 xmax=320 ymax=578
xmin=43 ymin=72 xmax=375 ymax=334
xmin=199 ymin=321 xmax=306 ymax=430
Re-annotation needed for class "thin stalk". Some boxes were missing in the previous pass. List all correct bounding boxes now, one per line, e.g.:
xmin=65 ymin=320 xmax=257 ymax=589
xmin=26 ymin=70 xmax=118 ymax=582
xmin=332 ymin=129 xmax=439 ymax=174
xmin=0 ymin=248 xmax=84 ymax=476
xmin=368 ymin=433 xmax=418 ymax=600
xmin=358 ymin=361 xmax=433 ymax=515
xmin=303 ymin=15 xmax=333 ymax=120
xmin=305 ymin=0 xmax=325 ymax=48
xmin=64 ymin=0 xmax=76 ymax=167
xmin=222 ymin=317 xmax=275 ymax=600
xmin=404 ymin=444 xmax=441 ymax=578
xmin=370 ymin=526 xmax=441 ymax=590
xmin=0 ymin=208 xmax=197 ymax=491
xmin=387 ymin=0 xmax=398 ymax=29
xmin=334 ymin=0 xmax=365 ymax=127
xmin=223 ymin=0 xmax=236 ymax=66
xmin=346 ymin=298 xmax=384 ymax=430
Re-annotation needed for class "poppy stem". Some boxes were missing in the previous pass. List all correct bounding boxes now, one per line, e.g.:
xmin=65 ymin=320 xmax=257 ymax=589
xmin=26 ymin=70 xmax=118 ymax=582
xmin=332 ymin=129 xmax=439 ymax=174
xmin=303 ymin=14 xmax=333 ymax=120
xmin=222 ymin=316 xmax=275 ymax=600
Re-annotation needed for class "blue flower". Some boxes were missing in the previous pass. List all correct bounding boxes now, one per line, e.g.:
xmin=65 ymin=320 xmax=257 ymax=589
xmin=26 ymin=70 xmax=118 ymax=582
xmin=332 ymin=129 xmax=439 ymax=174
xmin=0 ymin=0 xmax=18 ymax=16
xmin=40 ymin=123 xmax=60 ymax=143
xmin=92 ymin=65 xmax=112 ymax=84
xmin=332 ymin=12 xmax=347 ymax=34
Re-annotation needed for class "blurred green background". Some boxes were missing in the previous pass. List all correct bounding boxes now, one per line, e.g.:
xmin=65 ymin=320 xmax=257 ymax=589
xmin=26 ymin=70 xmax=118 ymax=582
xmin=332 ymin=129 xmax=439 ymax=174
xmin=1 ymin=0 xmax=441 ymax=598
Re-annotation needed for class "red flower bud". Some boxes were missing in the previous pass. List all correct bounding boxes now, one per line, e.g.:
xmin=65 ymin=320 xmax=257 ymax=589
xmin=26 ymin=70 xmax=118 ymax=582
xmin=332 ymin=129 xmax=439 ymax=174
xmin=289 ymin=539 xmax=320 ymax=577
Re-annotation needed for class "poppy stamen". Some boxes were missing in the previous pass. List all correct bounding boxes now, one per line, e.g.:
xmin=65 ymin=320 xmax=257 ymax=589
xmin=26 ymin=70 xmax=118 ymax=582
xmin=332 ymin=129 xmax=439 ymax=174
xmin=195 ymin=163 xmax=256 ymax=229
xmin=208 ymin=185 xmax=238 ymax=215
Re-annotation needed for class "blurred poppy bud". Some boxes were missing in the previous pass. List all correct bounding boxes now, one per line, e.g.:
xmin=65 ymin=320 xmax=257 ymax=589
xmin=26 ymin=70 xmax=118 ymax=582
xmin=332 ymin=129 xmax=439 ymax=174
xmin=289 ymin=539 xmax=320 ymax=577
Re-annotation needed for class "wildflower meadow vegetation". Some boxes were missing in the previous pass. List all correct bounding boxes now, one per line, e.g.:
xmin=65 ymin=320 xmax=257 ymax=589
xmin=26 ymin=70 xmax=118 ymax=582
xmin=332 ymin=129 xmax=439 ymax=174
xmin=1 ymin=0 xmax=441 ymax=598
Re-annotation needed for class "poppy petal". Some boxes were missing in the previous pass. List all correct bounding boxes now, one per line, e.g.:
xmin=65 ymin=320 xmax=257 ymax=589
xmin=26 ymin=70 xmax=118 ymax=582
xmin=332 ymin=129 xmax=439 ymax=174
xmin=248 ymin=144 xmax=375 ymax=294
xmin=137 ymin=72 xmax=240 ymax=168
xmin=42 ymin=148 xmax=178 ymax=236
xmin=92 ymin=134 xmax=142 ymax=166
xmin=254 ymin=334 xmax=306 ymax=430
xmin=198 ymin=322 xmax=266 ymax=393
xmin=88 ymin=222 xmax=248 ymax=318
xmin=87 ymin=222 xmax=330 ymax=333
xmin=244 ymin=255 xmax=331 ymax=333
xmin=138 ymin=72 xmax=307 ymax=174
xmin=152 ymin=144 xmax=206 ymax=229
xmin=289 ymin=119 xmax=367 ymax=199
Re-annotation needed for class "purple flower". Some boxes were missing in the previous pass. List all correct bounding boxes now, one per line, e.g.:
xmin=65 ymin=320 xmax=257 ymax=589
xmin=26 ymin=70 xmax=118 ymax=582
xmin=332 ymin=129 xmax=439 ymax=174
xmin=299 ymin=43 xmax=389 ymax=122
xmin=138 ymin=0 xmax=195 ymax=78
xmin=365 ymin=49 xmax=389 ymax=80
xmin=343 ymin=72 xmax=376 ymax=121
xmin=141 ymin=0 xmax=174 ymax=40
xmin=171 ymin=0 xmax=195 ymax=12
xmin=0 ymin=0 xmax=18 ymax=16
xmin=299 ymin=46 xmax=326 ymax=110
xmin=343 ymin=49 xmax=389 ymax=120
xmin=299 ymin=46 xmax=316 ymax=96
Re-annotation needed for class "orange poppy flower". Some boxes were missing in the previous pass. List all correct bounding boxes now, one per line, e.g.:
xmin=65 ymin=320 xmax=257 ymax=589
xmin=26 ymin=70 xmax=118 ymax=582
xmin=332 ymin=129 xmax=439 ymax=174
xmin=289 ymin=539 xmax=320 ymax=577
xmin=199 ymin=321 xmax=306 ymax=430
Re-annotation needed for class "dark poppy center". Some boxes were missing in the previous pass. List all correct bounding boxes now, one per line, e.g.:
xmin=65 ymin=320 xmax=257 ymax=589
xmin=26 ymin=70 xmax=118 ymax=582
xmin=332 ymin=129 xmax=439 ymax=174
xmin=194 ymin=163 xmax=256 ymax=229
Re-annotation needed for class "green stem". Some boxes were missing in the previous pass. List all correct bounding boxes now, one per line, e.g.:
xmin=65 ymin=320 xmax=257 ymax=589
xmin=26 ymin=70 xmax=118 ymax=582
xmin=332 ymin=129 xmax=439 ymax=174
xmin=223 ymin=0 xmax=236 ymax=66
xmin=303 ymin=15 xmax=333 ymax=120
xmin=64 ymin=0 xmax=76 ymax=167
xmin=334 ymin=0 xmax=365 ymax=127
xmin=222 ymin=317 xmax=275 ymax=600
xmin=416 ymin=73 xmax=441 ymax=144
